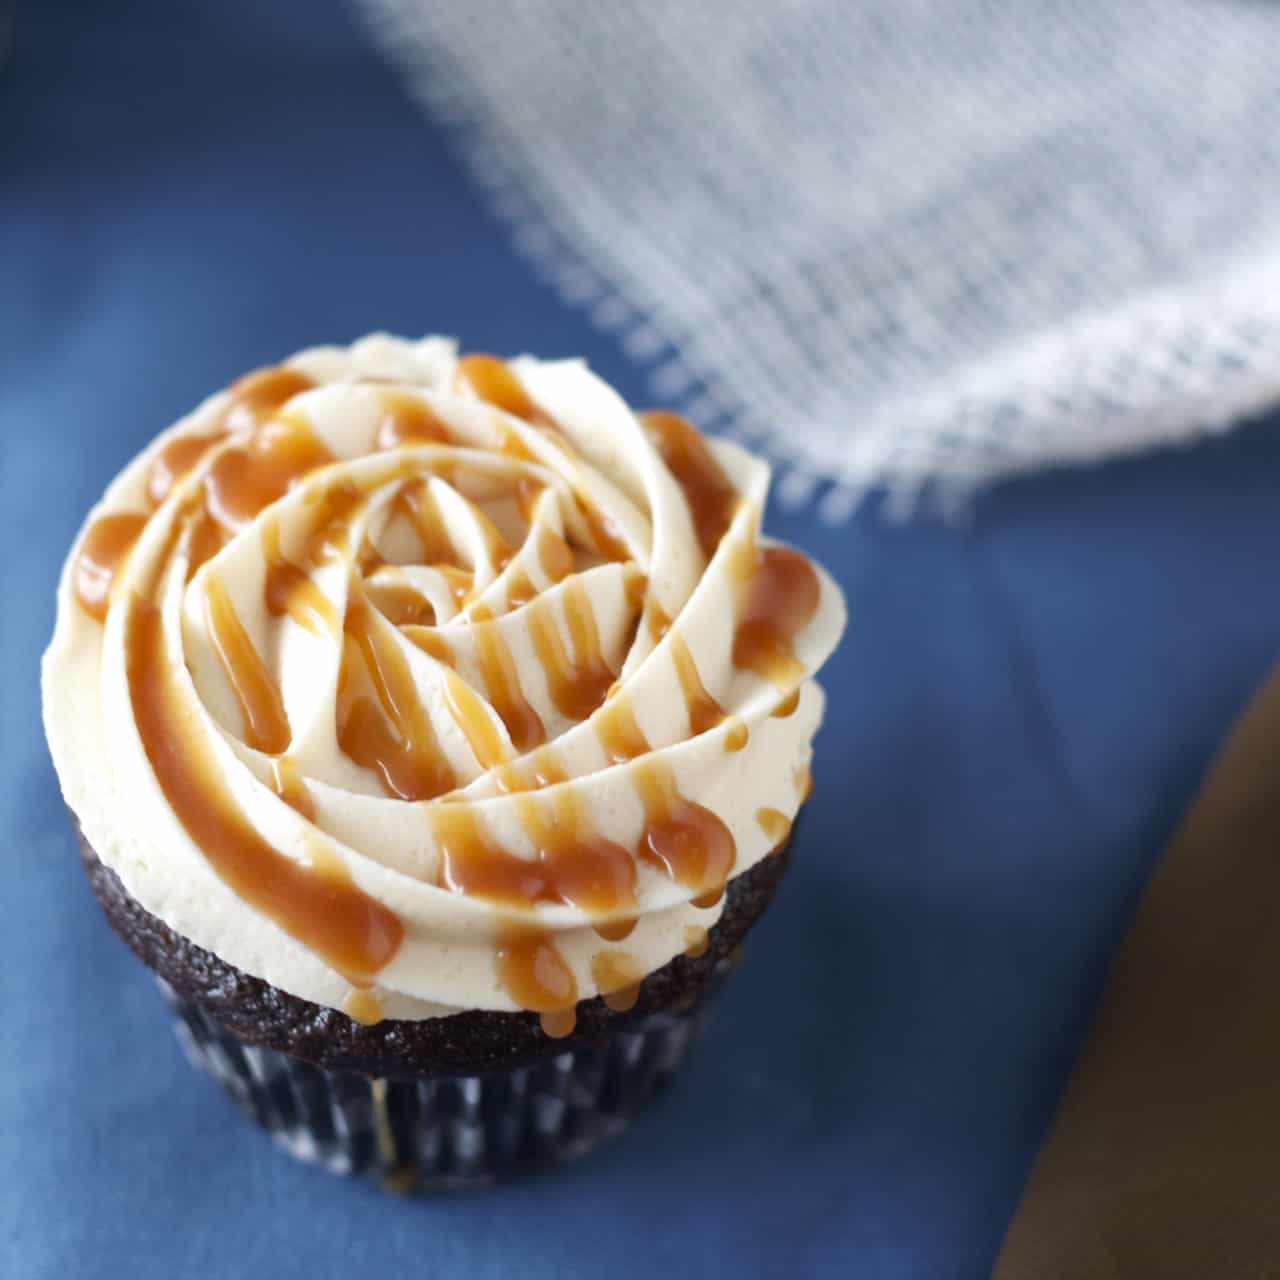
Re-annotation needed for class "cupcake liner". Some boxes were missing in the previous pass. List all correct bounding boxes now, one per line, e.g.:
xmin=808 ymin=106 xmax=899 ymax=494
xmin=157 ymin=979 xmax=707 ymax=1188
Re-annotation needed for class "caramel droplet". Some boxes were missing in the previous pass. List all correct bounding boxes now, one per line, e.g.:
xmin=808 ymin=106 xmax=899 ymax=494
xmin=724 ymin=719 xmax=749 ymax=752
xmin=772 ymin=687 xmax=801 ymax=718
xmin=539 ymin=1009 xmax=578 ymax=1039
xmin=459 ymin=353 xmax=541 ymax=421
xmin=794 ymin=764 xmax=814 ymax=803
xmin=496 ymin=930 xmax=578 ymax=1013
xmin=756 ymin=807 xmax=791 ymax=850
xmin=528 ymin=583 xmax=615 ymax=722
xmin=73 ymin=512 xmax=148 ymax=622
xmin=593 ymin=916 xmax=638 ymax=943
xmin=343 ymin=988 xmax=384 ymax=1026
xmin=683 ymin=925 xmax=709 ymax=958
xmin=591 ymin=952 xmax=644 ymax=1013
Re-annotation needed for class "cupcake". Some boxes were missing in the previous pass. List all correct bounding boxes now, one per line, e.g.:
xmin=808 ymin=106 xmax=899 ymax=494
xmin=43 ymin=334 xmax=845 ymax=1186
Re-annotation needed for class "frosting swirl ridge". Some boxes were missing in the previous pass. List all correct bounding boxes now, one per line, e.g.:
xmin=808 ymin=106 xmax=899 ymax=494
xmin=44 ymin=335 xmax=845 ymax=1033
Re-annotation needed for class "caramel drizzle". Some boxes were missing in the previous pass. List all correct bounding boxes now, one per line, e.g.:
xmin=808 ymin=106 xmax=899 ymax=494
xmin=204 ymin=416 xmax=335 ymax=534
xmin=732 ymin=544 xmax=820 ymax=686
xmin=683 ymin=924 xmax=709 ymax=958
xmin=433 ymin=794 xmax=636 ymax=915
xmin=223 ymin=366 xmax=316 ymax=433
xmin=368 ymin=577 xmax=435 ymax=627
xmin=724 ymin=719 xmax=749 ymax=752
xmin=203 ymin=576 xmax=291 ymax=755
xmin=527 ymin=578 xmax=616 ymax=721
xmin=72 ymin=512 xmax=148 ymax=622
xmin=633 ymin=758 xmax=736 ymax=895
xmin=495 ymin=929 xmax=579 ymax=1029
xmin=269 ymin=755 xmax=315 ymax=821
xmin=126 ymin=592 xmax=402 ymax=981
xmin=756 ymin=807 xmax=791 ymax=850
xmin=374 ymin=392 xmax=451 ymax=451
xmin=459 ymin=352 xmax=629 ymax=562
xmin=343 ymin=988 xmax=383 ymax=1026
xmin=261 ymin=520 xmax=340 ymax=638
xmin=337 ymin=593 xmax=457 ymax=801
xmin=148 ymin=433 xmax=224 ymax=508
xmin=670 ymin=633 xmax=725 ymax=736
xmin=595 ymin=694 xmax=650 ymax=764
xmin=641 ymin=410 xmax=738 ymax=560
xmin=772 ymin=687 xmax=801 ymax=718
xmin=591 ymin=952 xmax=643 ymax=1013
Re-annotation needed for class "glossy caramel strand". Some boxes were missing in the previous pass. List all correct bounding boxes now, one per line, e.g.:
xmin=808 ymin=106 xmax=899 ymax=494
xmin=126 ymin=595 xmax=402 ymax=980
xmin=337 ymin=594 xmax=457 ymax=801
xmin=591 ymin=952 xmax=643 ymax=1013
xmin=670 ymin=633 xmax=725 ymax=736
xmin=261 ymin=521 xmax=340 ymax=637
xmin=203 ymin=576 xmax=291 ymax=755
xmin=148 ymin=433 xmax=224 ymax=508
xmin=641 ymin=409 xmax=738 ymax=560
xmin=527 ymin=579 xmax=616 ymax=722
xmin=494 ymin=928 xmax=579 ymax=1019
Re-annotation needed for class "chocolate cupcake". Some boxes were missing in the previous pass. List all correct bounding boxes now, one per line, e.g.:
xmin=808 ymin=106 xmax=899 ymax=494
xmin=42 ymin=334 xmax=845 ymax=1187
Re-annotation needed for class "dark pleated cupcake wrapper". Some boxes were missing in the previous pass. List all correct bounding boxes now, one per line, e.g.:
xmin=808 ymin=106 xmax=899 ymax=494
xmin=157 ymin=979 xmax=707 ymax=1189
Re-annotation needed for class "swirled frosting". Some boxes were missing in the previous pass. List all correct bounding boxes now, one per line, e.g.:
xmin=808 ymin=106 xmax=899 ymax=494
xmin=43 ymin=335 xmax=845 ymax=1035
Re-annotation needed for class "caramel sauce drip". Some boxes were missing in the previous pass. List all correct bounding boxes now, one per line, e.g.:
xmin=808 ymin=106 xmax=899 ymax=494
xmin=528 ymin=579 xmax=616 ymax=721
xmin=772 ymin=687 xmax=801 ymax=718
xmin=683 ymin=924 xmax=709 ymax=958
xmin=724 ymin=719 xmax=749 ymax=752
xmin=72 ymin=512 xmax=148 ymax=622
xmin=591 ymin=952 xmax=643 ymax=1012
xmin=536 ymin=522 xmax=574 ymax=583
xmin=433 ymin=794 xmax=636 ymax=915
xmin=504 ymin=566 xmax=536 ymax=611
xmin=395 ymin=480 xmax=460 ymax=568
xmin=343 ymin=988 xmax=383 ymax=1026
xmin=127 ymin=595 xmax=402 ymax=980
xmin=148 ymin=433 xmax=223 ymax=508
xmin=670 ymin=633 xmax=725 ymax=736
xmin=732 ymin=545 xmax=820 ymax=686
xmin=494 ymin=929 xmax=579 ymax=1015
xmin=646 ymin=602 xmax=672 ymax=645
xmin=269 ymin=755 xmax=315 ymax=821
xmin=633 ymin=759 xmax=736 ymax=895
xmin=595 ymin=695 xmax=650 ymax=764
xmin=794 ymin=764 xmax=814 ymax=803
xmin=374 ymin=393 xmax=451 ymax=451
xmin=204 ymin=417 xmax=335 ymax=533
xmin=756 ymin=807 xmax=791 ymax=849
xmin=186 ymin=512 xmax=225 ymax=580
xmin=459 ymin=353 xmax=543 ymax=422
xmin=338 ymin=595 xmax=456 ymax=801
xmin=260 ymin=520 xmax=340 ymax=637
xmin=441 ymin=668 xmax=510 ymax=771
xmin=473 ymin=619 xmax=545 ymax=752
xmin=579 ymin=501 xmax=630 ymax=563
xmin=691 ymin=885 xmax=725 ymax=909
xmin=641 ymin=410 xmax=738 ymax=559
xmin=593 ymin=916 xmax=637 ymax=942
xmin=203 ymin=576 xmax=291 ymax=755
xmin=223 ymin=366 xmax=316 ymax=433
xmin=493 ymin=750 xmax=568 ymax=795
xmin=538 ymin=1009 xmax=577 ymax=1039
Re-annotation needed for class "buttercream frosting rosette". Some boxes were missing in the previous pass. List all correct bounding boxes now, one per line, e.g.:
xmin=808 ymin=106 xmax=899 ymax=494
xmin=44 ymin=335 xmax=845 ymax=1181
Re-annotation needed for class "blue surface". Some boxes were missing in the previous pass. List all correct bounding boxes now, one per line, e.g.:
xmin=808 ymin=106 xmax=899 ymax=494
xmin=4 ymin=4 xmax=1280 ymax=1277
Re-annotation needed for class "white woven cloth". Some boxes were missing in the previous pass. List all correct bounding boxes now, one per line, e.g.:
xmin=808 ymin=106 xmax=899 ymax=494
xmin=360 ymin=0 xmax=1280 ymax=519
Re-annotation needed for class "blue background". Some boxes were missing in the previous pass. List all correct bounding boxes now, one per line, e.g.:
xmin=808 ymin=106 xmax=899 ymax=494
xmin=4 ymin=3 xmax=1279 ymax=1276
